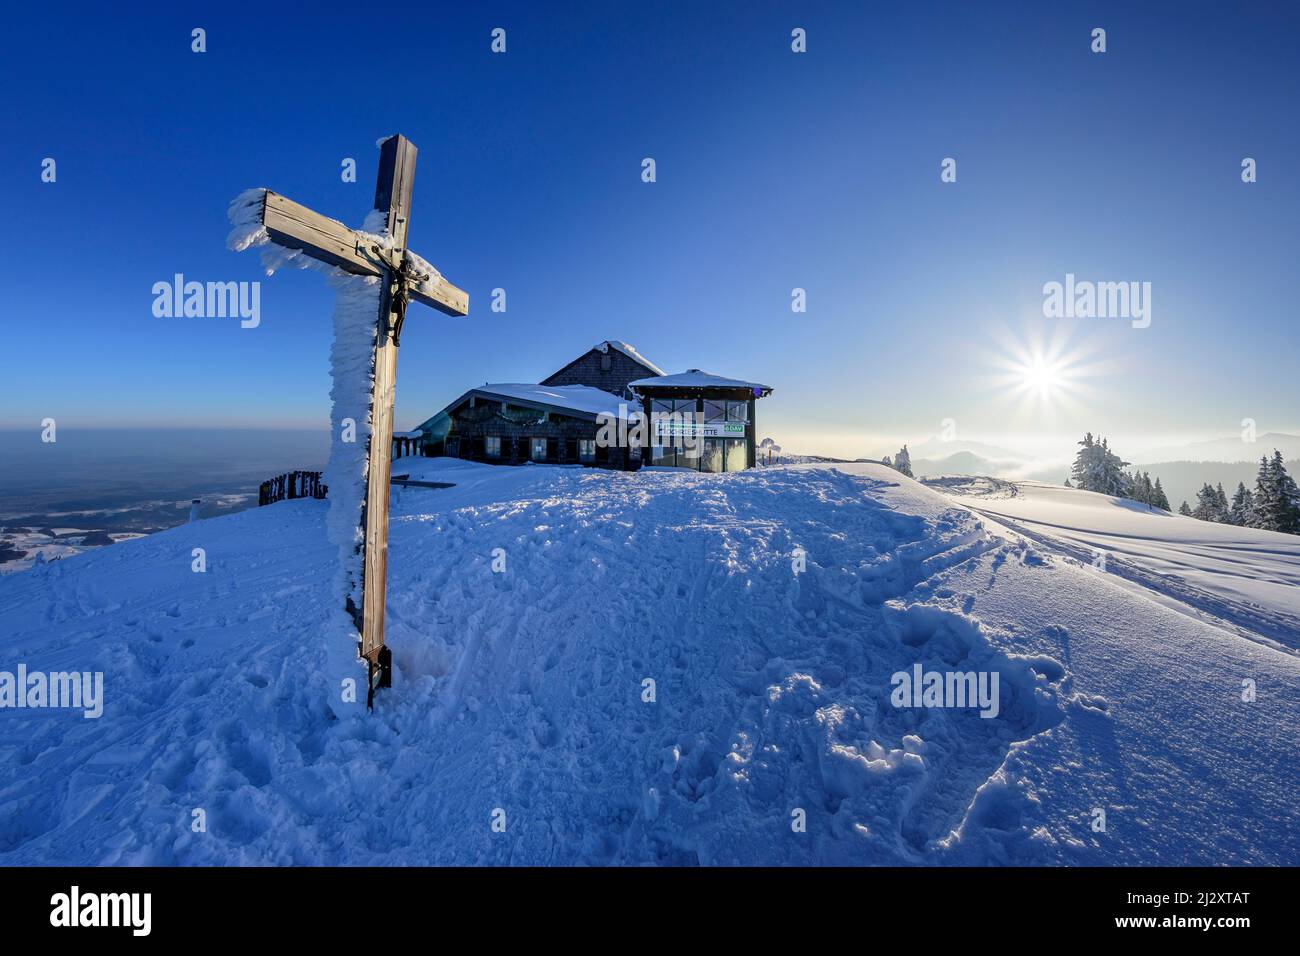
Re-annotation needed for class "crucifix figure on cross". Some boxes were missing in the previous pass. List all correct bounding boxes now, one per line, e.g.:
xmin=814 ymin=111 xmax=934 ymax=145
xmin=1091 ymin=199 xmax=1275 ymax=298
xmin=229 ymin=135 xmax=468 ymax=707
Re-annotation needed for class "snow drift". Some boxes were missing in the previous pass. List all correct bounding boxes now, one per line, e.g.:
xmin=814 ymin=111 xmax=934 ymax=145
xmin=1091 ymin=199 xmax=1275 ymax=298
xmin=1 ymin=462 xmax=1296 ymax=865
xmin=928 ymin=475 xmax=1300 ymax=650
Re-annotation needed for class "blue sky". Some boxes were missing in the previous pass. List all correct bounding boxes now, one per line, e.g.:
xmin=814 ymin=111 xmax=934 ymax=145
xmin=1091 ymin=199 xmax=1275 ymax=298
xmin=2 ymin=1 xmax=1297 ymax=458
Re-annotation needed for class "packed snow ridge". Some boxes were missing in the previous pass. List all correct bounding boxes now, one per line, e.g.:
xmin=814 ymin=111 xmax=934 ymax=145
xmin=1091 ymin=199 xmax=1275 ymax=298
xmin=1 ymin=462 xmax=1296 ymax=865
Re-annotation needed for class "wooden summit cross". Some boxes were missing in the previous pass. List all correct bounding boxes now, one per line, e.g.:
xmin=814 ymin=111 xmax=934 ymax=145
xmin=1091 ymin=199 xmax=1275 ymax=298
xmin=240 ymin=135 xmax=468 ymax=707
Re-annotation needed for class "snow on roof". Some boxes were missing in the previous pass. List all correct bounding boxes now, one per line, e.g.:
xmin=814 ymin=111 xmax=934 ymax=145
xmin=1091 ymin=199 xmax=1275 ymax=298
xmin=596 ymin=340 xmax=666 ymax=377
xmin=629 ymin=369 xmax=772 ymax=393
xmin=465 ymin=383 xmax=632 ymax=418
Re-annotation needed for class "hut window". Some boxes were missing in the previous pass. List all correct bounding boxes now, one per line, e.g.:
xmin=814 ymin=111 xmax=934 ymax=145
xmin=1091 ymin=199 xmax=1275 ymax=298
xmin=726 ymin=401 xmax=748 ymax=423
xmin=484 ymin=436 xmax=501 ymax=457
xmin=704 ymin=400 xmax=726 ymax=423
xmin=700 ymin=439 xmax=724 ymax=473
xmin=531 ymin=437 xmax=547 ymax=461
xmin=578 ymin=439 xmax=596 ymax=462
xmin=725 ymin=438 xmax=747 ymax=472
xmin=651 ymin=445 xmax=676 ymax=467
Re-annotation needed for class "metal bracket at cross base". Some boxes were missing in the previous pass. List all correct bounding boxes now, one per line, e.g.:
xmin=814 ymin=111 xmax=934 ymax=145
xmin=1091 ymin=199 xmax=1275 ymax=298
xmin=359 ymin=640 xmax=392 ymax=709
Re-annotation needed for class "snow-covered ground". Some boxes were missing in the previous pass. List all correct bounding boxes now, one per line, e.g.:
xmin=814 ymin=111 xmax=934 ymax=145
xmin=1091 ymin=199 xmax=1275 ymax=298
xmin=0 ymin=529 xmax=153 ymax=574
xmin=925 ymin=476 xmax=1300 ymax=652
xmin=1 ymin=461 xmax=1296 ymax=865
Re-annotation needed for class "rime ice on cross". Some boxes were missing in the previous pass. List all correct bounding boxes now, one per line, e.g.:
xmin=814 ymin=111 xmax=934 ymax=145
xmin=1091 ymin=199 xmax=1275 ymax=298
xmin=231 ymin=135 xmax=468 ymax=707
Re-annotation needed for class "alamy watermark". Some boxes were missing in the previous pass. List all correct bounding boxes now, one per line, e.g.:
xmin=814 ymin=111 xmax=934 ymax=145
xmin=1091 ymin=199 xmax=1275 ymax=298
xmin=50 ymin=886 xmax=150 ymax=936
xmin=1043 ymin=273 xmax=1150 ymax=329
xmin=891 ymin=664 xmax=1000 ymax=718
xmin=152 ymin=274 xmax=260 ymax=328
xmin=0 ymin=665 xmax=104 ymax=718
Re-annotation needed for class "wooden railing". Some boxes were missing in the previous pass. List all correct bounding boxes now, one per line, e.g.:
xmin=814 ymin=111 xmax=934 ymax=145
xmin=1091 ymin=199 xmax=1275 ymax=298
xmin=259 ymin=471 xmax=327 ymax=506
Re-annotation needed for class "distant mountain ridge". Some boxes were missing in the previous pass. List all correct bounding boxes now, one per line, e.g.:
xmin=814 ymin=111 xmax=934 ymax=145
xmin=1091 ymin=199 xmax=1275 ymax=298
xmin=909 ymin=448 xmax=1300 ymax=514
xmin=907 ymin=438 xmax=1031 ymax=462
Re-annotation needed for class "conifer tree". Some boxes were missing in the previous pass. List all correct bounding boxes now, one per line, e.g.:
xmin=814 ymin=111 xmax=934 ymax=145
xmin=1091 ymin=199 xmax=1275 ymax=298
xmin=1250 ymin=455 xmax=1275 ymax=529
xmin=1070 ymin=432 xmax=1130 ymax=496
xmin=1070 ymin=433 xmax=1097 ymax=490
xmin=1099 ymin=438 xmax=1131 ymax=498
xmin=1228 ymin=482 xmax=1254 ymax=526
xmin=893 ymin=445 xmax=913 ymax=479
xmin=1152 ymin=477 xmax=1170 ymax=512
xmin=1251 ymin=450 xmax=1300 ymax=533
xmin=1192 ymin=483 xmax=1225 ymax=522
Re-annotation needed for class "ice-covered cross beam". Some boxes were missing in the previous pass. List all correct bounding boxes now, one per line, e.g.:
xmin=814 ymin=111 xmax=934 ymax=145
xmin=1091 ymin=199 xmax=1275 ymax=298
xmin=250 ymin=190 xmax=468 ymax=317
xmin=229 ymin=134 xmax=468 ymax=707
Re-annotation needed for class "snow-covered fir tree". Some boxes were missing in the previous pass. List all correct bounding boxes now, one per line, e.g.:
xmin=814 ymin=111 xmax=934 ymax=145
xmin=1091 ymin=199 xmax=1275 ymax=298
xmin=1192 ymin=483 xmax=1228 ymax=523
xmin=1178 ymin=500 xmax=1193 ymax=516
xmin=893 ymin=445 xmax=913 ymax=478
xmin=1069 ymin=435 xmax=1174 ymax=511
xmin=1070 ymin=433 xmax=1130 ymax=497
xmin=1070 ymin=433 xmax=1099 ymax=489
xmin=1152 ymin=477 xmax=1171 ymax=512
xmin=1136 ymin=471 xmax=1156 ymax=507
xmin=1250 ymin=450 xmax=1300 ymax=534
xmin=1228 ymin=482 xmax=1255 ymax=527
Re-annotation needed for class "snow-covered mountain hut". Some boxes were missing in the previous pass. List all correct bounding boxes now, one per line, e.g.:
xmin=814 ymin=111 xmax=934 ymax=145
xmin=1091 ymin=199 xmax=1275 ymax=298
xmin=412 ymin=341 xmax=771 ymax=472
xmin=630 ymin=370 xmax=772 ymax=472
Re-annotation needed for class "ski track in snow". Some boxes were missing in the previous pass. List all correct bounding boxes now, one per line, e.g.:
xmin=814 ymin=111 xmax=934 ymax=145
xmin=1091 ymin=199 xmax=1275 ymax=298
xmin=929 ymin=476 xmax=1300 ymax=654
xmin=1 ymin=462 xmax=1297 ymax=865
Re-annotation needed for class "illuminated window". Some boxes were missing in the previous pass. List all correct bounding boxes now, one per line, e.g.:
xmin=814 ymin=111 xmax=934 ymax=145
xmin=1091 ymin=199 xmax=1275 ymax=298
xmin=725 ymin=438 xmax=747 ymax=471
xmin=701 ymin=439 xmax=723 ymax=473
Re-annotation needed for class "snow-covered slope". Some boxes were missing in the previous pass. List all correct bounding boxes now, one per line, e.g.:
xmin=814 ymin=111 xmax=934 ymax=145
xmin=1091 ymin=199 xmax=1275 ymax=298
xmin=926 ymin=476 xmax=1300 ymax=651
xmin=1 ymin=462 xmax=1296 ymax=865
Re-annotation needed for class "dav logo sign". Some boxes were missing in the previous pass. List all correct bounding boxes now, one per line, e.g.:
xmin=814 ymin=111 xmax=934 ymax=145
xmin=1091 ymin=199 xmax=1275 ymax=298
xmin=652 ymin=419 xmax=745 ymax=439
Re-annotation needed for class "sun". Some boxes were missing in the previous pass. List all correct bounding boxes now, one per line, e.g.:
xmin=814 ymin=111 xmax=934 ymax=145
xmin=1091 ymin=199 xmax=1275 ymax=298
xmin=1021 ymin=357 xmax=1064 ymax=396
xmin=973 ymin=322 xmax=1112 ymax=427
